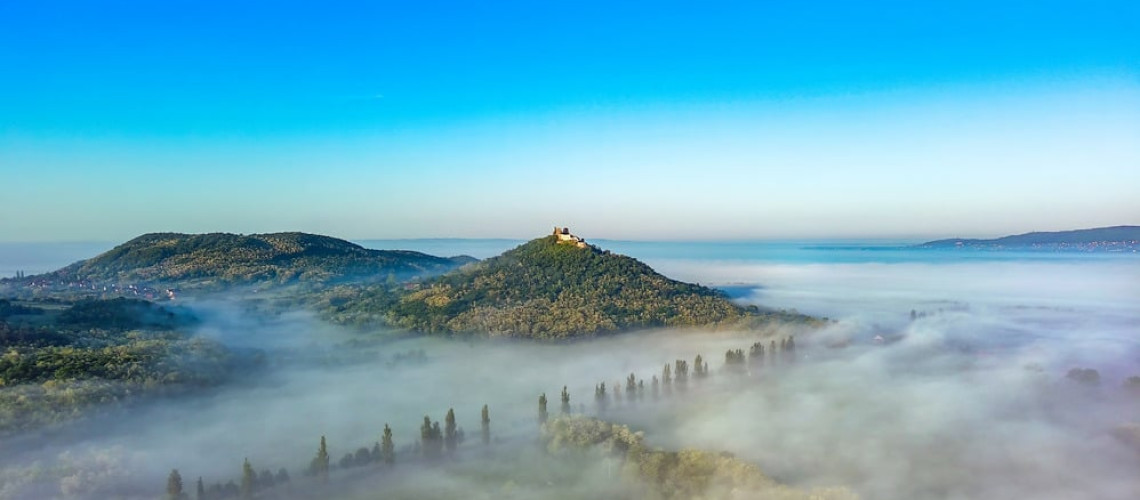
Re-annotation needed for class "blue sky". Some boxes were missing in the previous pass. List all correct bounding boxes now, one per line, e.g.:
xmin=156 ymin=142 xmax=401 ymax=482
xmin=1 ymin=0 xmax=1137 ymax=241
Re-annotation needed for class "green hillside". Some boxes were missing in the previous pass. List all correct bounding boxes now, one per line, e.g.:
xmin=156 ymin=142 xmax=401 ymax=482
xmin=383 ymin=235 xmax=809 ymax=338
xmin=45 ymin=232 xmax=474 ymax=290
xmin=919 ymin=225 xmax=1140 ymax=251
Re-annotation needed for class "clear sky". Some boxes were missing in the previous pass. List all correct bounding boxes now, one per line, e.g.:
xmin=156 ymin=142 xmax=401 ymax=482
xmin=1 ymin=0 xmax=1137 ymax=242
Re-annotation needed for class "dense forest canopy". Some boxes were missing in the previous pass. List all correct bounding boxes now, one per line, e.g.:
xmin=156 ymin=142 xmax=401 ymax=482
xmin=33 ymin=232 xmax=474 ymax=290
xmin=0 ymin=297 xmax=237 ymax=435
xmin=382 ymin=236 xmax=817 ymax=338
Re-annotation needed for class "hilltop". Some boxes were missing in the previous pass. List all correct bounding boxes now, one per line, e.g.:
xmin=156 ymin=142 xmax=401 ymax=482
xmin=24 ymin=232 xmax=475 ymax=291
xmin=918 ymin=225 xmax=1140 ymax=252
xmin=382 ymin=229 xmax=814 ymax=338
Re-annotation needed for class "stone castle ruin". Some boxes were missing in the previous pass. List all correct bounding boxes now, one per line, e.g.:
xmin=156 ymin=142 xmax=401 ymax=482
xmin=553 ymin=227 xmax=589 ymax=248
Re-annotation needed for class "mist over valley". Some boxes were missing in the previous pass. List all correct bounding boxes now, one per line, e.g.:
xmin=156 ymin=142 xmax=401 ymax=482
xmin=1 ymin=231 xmax=1137 ymax=499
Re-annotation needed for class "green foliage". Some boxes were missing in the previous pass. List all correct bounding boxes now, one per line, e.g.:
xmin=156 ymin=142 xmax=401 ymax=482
xmin=384 ymin=236 xmax=808 ymax=338
xmin=0 ymin=327 xmax=234 ymax=435
xmin=543 ymin=416 xmax=858 ymax=500
xmin=0 ymin=321 xmax=72 ymax=348
xmin=0 ymin=335 xmax=231 ymax=387
xmin=167 ymin=469 xmax=184 ymax=500
xmin=59 ymin=298 xmax=195 ymax=331
xmin=480 ymin=405 xmax=491 ymax=446
xmin=560 ymin=386 xmax=570 ymax=415
xmin=420 ymin=416 xmax=444 ymax=461
xmin=382 ymin=424 xmax=396 ymax=464
xmin=310 ymin=436 xmax=330 ymax=483
xmin=51 ymin=232 xmax=470 ymax=291
xmin=240 ymin=458 xmax=254 ymax=499
xmin=0 ymin=299 xmax=44 ymax=320
xmin=445 ymin=408 xmax=459 ymax=455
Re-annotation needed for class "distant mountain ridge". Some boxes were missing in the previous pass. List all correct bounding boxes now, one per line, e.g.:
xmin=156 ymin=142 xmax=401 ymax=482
xmin=381 ymin=232 xmax=815 ymax=338
xmin=35 ymin=232 xmax=475 ymax=289
xmin=918 ymin=226 xmax=1140 ymax=252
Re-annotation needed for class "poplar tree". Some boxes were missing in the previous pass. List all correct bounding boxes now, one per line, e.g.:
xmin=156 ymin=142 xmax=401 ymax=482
xmin=421 ymin=417 xmax=443 ymax=460
xmin=312 ymin=435 xmax=330 ymax=483
xmin=595 ymin=383 xmax=608 ymax=412
xmin=481 ymin=405 xmax=491 ymax=445
xmin=166 ymin=469 xmax=183 ymax=500
xmin=196 ymin=476 xmax=204 ymax=500
xmin=626 ymin=373 xmax=637 ymax=402
xmin=538 ymin=393 xmax=549 ymax=425
xmin=431 ymin=422 xmax=443 ymax=458
xmin=749 ymin=342 xmax=765 ymax=368
xmin=675 ymin=359 xmax=689 ymax=387
xmin=785 ymin=336 xmax=796 ymax=363
xmin=240 ymin=458 xmax=254 ymax=499
xmin=421 ymin=416 xmax=432 ymax=457
xmin=445 ymin=408 xmax=458 ymax=455
xmin=382 ymin=424 xmax=396 ymax=464
xmin=694 ymin=355 xmax=706 ymax=379
xmin=560 ymin=386 xmax=571 ymax=415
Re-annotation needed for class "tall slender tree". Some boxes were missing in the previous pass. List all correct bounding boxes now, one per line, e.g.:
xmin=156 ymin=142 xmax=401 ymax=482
xmin=538 ymin=393 xmax=549 ymax=425
xmin=481 ymin=405 xmax=491 ymax=445
xmin=595 ymin=382 xmax=608 ymax=412
xmin=626 ymin=373 xmax=637 ymax=402
xmin=445 ymin=408 xmax=458 ymax=455
xmin=195 ymin=476 xmax=204 ymax=500
xmin=312 ymin=435 xmax=330 ymax=483
xmin=166 ymin=469 xmax=183 ymax=500
xmin=560 ymin=386 xmax=571 ymax=415
xmin=382 ymin=424 xmax=395 ymax=464
xmin=675 ymin=359 xmax=689 ymax=388
xmin=421 ymin=416 xmax=443 ymax=460
xmin=749 ymin=342 xmax=765 ymax=368
xmin=431 ymin=422 xmax=443 ymax=458
xmin=240 ymin=458 xmax=254 ymax=499
xmin=651 ymin=375 xmax=660 ymax=400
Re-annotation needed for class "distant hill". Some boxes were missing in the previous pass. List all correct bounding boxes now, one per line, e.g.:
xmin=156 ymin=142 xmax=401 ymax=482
xmin=33 ymin=232 xmax=475 ymax=290
xmin=382 ymin=233 xmax=813 ymax=338
xmin=918 ymin=226 xmax=1140 ymax=252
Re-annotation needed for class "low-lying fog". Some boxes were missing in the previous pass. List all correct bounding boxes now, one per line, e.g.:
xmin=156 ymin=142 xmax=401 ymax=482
xmin=3 ymin=256 xmax=1139 ymax=499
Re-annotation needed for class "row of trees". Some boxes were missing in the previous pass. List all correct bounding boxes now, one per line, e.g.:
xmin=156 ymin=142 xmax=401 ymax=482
xmin=168 ymin=406 xmax=490 ymax=499
xmin=587 ymin=337 xmax=798 ymax=413
xmin=169 ymin=335 xmax=803 ymax=498
xmin=168 ymin=461 xmax=290 ymax=500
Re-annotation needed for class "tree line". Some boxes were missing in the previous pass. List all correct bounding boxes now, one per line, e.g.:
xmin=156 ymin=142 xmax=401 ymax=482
xmin=165 ymin=335 xmax=800 ymax=498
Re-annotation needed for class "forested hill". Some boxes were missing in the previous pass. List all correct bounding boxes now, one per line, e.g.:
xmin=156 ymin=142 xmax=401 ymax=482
xmin=918 ymin=225 xmax=1140 ymax=251
xmin=39 ymin=232 xmax=475 ymax=290
xmin=384 ymin=235 xmax=812 ymax=338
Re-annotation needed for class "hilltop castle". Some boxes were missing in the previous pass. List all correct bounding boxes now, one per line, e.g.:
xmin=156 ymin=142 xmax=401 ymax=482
xmin=553 ymin=227 xmax=589 ymax=248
